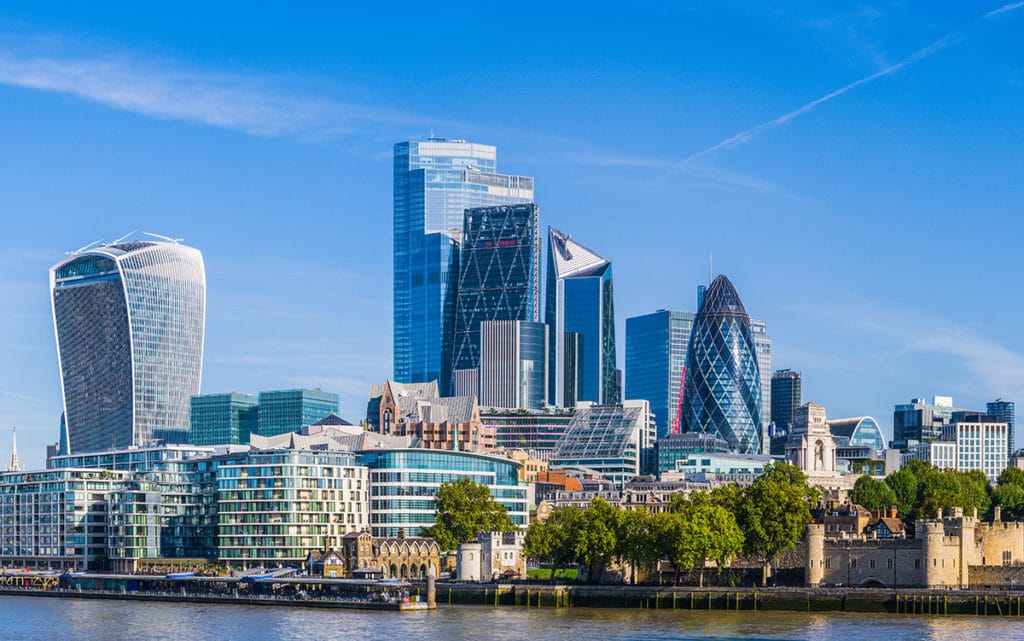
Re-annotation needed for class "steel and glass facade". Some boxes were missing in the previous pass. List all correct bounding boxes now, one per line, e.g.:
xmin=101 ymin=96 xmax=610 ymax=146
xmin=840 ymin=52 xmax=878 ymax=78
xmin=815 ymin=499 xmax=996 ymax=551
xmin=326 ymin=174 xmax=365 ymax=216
xmin=624 ymin=310 xmax=695 ymax=438
xmin=770 ymin=370 xmax=802 ymax=431
xmin=987 ymin=399 xmax=1015 ymax=456
xmin=550 ymin=401 xmax=656 ymax=485
xmin=546 ymin=227 xmax=618 ymax=407
xmin=358 ymin=448 xmax=528 ymax=538
xmin=51 ymin=240 xmax=206 ymax=454
xmin=750 ymin=318 xmax=772 ymax=452
xmin=451 ymin=204 xmax=541 ymax=389
xmin=216 ymin=449 xmax=368 ymax=566
xmin=478 ymin=320 xmax=548 ymax=411
xmin=483 ymin=409 xmax=575 ymax=459
xmin=680 ymin=275 xmax=763 ymax=454
xmin=393 ymin=140 xmax=533 ymax=392
xmin=190 ymin=392 xmax=258 ymax=446
xmin=256 ymin=389 xmax=339 ymax=438
xmin=0 ymin=468 xmax=130 ymax=571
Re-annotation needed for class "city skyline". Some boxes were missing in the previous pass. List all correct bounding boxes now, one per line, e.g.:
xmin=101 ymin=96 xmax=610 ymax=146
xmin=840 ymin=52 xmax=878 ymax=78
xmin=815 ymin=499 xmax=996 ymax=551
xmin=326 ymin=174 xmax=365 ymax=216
xmin=1 ymin=3 xmax=1024 ymax=465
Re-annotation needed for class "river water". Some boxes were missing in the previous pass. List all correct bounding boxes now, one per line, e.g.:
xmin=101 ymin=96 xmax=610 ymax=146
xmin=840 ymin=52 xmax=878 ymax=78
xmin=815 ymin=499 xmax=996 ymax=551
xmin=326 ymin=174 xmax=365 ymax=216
xmin=0 ymin=596 xmax=1018 ymax=640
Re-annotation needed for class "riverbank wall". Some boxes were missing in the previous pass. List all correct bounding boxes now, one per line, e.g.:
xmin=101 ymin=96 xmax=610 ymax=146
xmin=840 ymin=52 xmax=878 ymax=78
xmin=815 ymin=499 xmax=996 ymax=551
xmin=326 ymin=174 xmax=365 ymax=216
xmin=436 ymin=582 xmax=1024 ymax=616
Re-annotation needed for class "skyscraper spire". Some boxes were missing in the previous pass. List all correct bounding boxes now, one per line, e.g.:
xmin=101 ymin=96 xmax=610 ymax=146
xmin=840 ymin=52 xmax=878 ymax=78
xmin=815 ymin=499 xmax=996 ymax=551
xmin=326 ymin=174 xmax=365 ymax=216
xmin=9 ymin=427 xmax=20 ymax=472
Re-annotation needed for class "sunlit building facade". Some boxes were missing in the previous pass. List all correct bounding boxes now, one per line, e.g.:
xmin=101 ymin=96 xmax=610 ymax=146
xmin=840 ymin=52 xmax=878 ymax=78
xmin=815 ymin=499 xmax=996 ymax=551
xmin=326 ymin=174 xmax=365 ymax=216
xmin=545 ymin=227 xmax=618 ymax=407
xmin=478 ymin=320 xmax=548 ymax=410
xmin=51 ymin=240 xmax=206 ymax=454
xmin=625 ymin=310 xmax=694 ymax=438
xmin=393 ymin=140 xmax=533 ymax=393
xmin=680 ymin=275 xmax=763 ymax=454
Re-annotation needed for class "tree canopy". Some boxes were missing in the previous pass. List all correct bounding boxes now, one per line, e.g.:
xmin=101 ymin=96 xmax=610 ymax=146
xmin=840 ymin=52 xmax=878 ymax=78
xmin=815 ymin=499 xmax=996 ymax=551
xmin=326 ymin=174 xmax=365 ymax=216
xmin=425 ymin=477 xmax=516 ymax=550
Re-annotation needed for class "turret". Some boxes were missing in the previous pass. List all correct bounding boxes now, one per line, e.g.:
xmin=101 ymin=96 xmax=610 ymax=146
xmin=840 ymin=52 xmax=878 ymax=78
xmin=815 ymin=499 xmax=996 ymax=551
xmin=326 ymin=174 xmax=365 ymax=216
xmin=805 ymin=523 xmax=825 ymax=587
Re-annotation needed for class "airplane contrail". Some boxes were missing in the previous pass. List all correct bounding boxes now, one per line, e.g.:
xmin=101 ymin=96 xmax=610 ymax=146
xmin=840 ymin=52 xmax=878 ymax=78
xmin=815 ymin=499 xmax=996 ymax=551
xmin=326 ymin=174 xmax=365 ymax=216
xmin=686 ymin=2 xmax=1024 ymax=163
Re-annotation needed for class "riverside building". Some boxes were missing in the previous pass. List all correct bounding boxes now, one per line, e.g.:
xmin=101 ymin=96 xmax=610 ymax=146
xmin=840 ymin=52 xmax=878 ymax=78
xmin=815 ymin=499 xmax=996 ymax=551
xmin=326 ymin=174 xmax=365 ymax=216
xmin=357 ymin=448 xmax=528 ymax=539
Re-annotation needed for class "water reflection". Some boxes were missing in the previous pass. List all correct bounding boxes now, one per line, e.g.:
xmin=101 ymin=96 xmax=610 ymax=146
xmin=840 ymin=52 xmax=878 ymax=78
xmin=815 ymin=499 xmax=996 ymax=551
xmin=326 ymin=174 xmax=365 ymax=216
xmin=0 ymin=596 xmax=1015 ymax=641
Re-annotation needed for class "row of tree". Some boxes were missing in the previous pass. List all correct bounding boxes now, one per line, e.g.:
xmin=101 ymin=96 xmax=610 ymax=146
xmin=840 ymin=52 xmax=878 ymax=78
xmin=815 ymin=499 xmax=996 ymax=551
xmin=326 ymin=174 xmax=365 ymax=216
xmin=524 ymin=462 xmax=816 ymax=585
xmin=850 ymin=459 xmax=1024 ymax=530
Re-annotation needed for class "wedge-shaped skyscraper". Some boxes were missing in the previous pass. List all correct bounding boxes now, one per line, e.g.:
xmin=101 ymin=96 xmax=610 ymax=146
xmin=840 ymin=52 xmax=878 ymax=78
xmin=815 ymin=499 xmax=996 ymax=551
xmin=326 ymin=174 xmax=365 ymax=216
xmin=679 ymin=275 xmax=762 ymax=454
xmin=51 ymin=239 xmax=206 ymax=454
xmin=545 ymin=227 xmax=618 ymax=406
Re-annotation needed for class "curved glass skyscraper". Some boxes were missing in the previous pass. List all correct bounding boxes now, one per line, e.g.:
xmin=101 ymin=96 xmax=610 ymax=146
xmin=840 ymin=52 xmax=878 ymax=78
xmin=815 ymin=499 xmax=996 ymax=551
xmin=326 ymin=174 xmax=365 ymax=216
xmin=680 ymin=275 xmax=762 ymax=454
xmin=51 ymin=240 xmax=206 ymax=453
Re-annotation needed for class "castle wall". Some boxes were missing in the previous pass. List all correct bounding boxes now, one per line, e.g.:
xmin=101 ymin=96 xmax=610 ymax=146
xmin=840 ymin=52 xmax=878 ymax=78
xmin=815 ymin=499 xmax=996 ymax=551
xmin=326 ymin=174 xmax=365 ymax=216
xmin=975 ymin=522 xmax=1024 ymax=567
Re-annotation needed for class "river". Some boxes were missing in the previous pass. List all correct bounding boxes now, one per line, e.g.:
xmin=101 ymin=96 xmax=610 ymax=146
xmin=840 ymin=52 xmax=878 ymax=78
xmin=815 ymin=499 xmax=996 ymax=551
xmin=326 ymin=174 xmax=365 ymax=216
xmin=0 ymin=596 xmax=1017 ymax=640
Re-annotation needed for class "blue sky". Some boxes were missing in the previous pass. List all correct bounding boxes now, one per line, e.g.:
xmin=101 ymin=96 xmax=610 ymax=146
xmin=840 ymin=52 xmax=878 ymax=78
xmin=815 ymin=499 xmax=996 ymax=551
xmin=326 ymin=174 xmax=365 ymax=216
xmin=0 ymin=2 xmax=1022 ymax=467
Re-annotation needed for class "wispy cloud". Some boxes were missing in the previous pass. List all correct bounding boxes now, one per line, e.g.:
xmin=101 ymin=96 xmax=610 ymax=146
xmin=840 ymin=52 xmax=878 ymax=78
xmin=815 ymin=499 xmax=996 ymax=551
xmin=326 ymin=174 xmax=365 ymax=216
xmin=797 ymin=300 xmax=1024 ymax=403
xmin=687 ymin=2 xmax=1024 ymax=162
xmin=0 ymin=38 xmax=441 ymax=140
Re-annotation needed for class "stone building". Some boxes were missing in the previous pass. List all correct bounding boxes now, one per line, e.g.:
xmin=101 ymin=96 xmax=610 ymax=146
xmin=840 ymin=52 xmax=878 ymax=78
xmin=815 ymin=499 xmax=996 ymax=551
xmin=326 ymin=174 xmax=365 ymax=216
xmin=330 ymin=530 xmax=441 ymax=580
xmin=456 ymin=530 xmax=526 ymax=581
xmin=366 ymin=380 xmax=495 ymax=452
xmin=806 ymin=507 xmax=1024 ymax=589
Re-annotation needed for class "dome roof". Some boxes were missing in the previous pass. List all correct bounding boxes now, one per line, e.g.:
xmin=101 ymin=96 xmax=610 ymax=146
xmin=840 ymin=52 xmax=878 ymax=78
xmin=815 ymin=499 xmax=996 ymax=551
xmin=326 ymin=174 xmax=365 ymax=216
xmin=699 ymin=275 xmax=748 ymax=317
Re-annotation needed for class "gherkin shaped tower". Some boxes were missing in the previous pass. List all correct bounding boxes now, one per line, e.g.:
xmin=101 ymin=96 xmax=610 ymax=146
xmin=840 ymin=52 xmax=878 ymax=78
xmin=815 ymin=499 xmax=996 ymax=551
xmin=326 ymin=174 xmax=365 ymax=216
xmin=680 ymin=275 xmax=762 ymax=454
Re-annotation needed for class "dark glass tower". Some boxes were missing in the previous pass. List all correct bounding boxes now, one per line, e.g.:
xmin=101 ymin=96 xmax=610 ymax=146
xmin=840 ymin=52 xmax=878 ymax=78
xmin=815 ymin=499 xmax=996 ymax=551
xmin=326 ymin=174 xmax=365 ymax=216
xmin=450 ymin=204 xmax=541 ymax=385
xmin=680 ymin=275 xmax=762 ymax=454
xmin=546 ymin=227 xmax=618 ymax=406
xmin=770 ymin=369 xmax=802 ymax=431
xmin=987 ymin=399 xmax=1015 ymax=456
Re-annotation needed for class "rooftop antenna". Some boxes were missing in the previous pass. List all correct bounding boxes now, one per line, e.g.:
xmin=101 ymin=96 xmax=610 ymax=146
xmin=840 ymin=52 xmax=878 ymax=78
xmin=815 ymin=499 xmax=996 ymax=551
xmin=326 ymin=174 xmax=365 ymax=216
xmin=141 ymin=231 xmax=184 ymax=244
xmin=68 ymin=238 xmax=105 ymax=255
xmin=109 ymin=230 xmax=137 ymax=245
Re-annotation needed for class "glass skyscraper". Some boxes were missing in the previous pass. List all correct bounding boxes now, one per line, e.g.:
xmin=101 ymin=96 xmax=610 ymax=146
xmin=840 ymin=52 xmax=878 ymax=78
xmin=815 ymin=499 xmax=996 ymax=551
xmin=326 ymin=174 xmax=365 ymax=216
xmin=624 ymin=310 xmax=695 ymax=438
xmin=750 ymin=318 xmax=772 ymax=452
xmin=451 ymin=204 xmax=541 ymax=386
xmin=680 ymin=275 xmax=762 ymax=454
xmin=50 ymin=240 xmax=206 ymax=454
xmin=189 ymin=392 xmax=258 ymax=446
xmin=546 ymin=227 xmax=618 ymax=406
xmin=770 ymin=369 xmax=802 ymax=431
xmin=393 ymin=139 xmax=533 ymax=393
xmin=478 ymin=320 xmax=548 ymax=410
xmin=987 ymin=398 xmax=1015 ymax=455
xmin=255 ymin=389 xmax=339 ymax=438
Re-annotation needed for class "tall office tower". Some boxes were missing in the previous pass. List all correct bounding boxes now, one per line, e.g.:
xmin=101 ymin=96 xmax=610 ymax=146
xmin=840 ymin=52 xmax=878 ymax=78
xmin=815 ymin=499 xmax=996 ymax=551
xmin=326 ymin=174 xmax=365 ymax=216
xmin=624 ymin=310 xmax=695 ymax=439
xmin=770 ymin=369 xmax=802 ymax=431
xmin=51 ymin=239 xmax=206 ymax=454
xmin=451 ymin=204 xmax=541 ymax=389
xmin=987 ymin=398 xmax=1015 ymax=455
xmin=393 ymin=139 xmax=534 ymax=393
xmin=478 ymin=320 xmax=548 ymax=410
xmin=256 ymin=389 xmax=339 ymax=438
xmin=750 ymin=319 xmax=772 ymax=452
xmin=189 ymin=392 xmax=258 ymax=446
xmin=680 ymin=275 xmax=762 ymax=454
xmin=545 ymin=227 xmax=618 ymax=407
xmin=891 ymin=396 xmax=967 ymax=450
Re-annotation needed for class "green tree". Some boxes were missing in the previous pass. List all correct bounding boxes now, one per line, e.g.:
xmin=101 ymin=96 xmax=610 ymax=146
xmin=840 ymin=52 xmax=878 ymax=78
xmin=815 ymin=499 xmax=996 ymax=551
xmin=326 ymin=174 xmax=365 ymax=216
xmin=576 ymin=498 xmax=619 ymax=583
xmin=999 ymin=466 xmax=1024 ymax=488
xmin=993 ymin=484 xmax=1024 ymax=521
xmin=736 ymin=461 xmax=815 ymax=585
xmin=851 ymin=475 xmax=898 ymax=511
xmin=425 ymin=477 xmax=516 ymax=550
xmin=524 ymin=506 xmax=586 ymax=582
xmin=614 ymin=507 xmax=658 ymax=585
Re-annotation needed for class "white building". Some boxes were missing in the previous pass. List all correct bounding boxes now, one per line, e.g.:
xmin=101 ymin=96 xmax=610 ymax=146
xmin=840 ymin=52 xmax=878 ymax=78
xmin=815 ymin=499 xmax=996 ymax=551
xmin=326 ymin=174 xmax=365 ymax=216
xmin=550 ymin=400 xmax=656 ymax=485
xmin=903 ymin=415 xmax=1007 ymax=482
